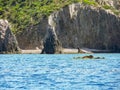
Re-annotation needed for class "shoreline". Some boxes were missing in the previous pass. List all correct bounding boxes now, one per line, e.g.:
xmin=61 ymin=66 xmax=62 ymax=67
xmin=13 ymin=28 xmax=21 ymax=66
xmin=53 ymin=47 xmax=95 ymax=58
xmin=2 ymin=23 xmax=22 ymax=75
xmin=21 ymin=49 xmax=78 ymax=54
xmin=21 ymin=48 xmax=113 ymax=54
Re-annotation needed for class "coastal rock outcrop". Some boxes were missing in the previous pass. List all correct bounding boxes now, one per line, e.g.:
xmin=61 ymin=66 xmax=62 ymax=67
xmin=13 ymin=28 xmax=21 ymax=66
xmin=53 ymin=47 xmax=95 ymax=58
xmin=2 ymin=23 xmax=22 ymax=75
xmin=41 ymin=24 xmax=62 ymax=54
xmin=16 ymin=2 xmax=120 ymax=52
xmin=48 ymin=3 xmax=120 ymax=52
xmin=0 ymin=19 xmax=20 ymax=53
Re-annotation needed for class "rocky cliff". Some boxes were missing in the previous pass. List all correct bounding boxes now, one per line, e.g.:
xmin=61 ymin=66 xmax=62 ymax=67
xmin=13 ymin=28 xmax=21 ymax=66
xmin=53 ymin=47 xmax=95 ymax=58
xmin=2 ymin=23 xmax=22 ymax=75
xmin=95 ymin=0 xmax=120 ymax=10
xmin=41 ymin=25 xmax=62 ymax=54
xmin=16 ymin=1 xmax=120 ymax=52
xmin=0 ymin=20 xmax=20 ymax=53
xmin=49 ymin=3 xmax=120 ymax=52
xmin=16 ymin=18 xmax=48 ymax=49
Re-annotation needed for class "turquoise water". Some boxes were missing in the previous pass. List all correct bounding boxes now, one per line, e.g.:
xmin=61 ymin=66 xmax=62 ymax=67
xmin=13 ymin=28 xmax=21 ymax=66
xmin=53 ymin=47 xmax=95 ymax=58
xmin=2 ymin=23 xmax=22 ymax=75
xmin=0 ymin=54 xmax=120 ymax=90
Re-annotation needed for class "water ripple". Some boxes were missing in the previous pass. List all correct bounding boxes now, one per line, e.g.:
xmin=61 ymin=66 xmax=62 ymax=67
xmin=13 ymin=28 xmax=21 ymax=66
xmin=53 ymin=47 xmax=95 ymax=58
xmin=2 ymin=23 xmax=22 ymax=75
xmin=0 ymin=54 xmax=120 ymax=90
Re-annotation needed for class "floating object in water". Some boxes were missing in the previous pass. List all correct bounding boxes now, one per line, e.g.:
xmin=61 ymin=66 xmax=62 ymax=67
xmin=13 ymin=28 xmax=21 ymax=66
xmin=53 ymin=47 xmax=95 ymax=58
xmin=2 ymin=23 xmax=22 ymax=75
xmin=82 ymin=55 xmax=94 ymax=59
xmin=73 ymin=55 xmax=105 ymax=60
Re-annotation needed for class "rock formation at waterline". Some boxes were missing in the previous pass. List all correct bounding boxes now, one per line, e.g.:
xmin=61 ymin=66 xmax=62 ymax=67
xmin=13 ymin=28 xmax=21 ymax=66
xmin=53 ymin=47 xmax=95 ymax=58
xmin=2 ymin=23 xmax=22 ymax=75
xmin=16 ymin=2 xmax=120 ymax=52
xmin=0 ymin=19 xmax=20 ymax=53
xmin=41 ymin=25 xmax=62 ymax=54
xmin=48 ymin=4 xmax=120 ymax=52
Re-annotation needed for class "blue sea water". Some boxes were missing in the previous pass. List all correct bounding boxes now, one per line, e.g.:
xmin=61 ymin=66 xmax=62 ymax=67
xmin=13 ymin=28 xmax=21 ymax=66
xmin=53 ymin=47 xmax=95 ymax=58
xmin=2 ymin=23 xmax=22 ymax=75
xmin=0 ymin=54 xmax=120 ymax=90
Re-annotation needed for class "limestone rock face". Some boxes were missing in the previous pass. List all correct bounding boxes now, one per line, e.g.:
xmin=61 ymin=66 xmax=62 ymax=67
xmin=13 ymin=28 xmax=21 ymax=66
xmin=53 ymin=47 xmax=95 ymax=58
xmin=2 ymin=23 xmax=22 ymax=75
xmin=16 ymin=18 xmax=48 ymax=49
xmin=41 ymin=25 xmax=62 ymax=54
xmin=16 ymin=2 xmax=120 ymax=52
xmin=48 ymin=3 xmax=120 ymax=52
xmin=0 ymin=19 xmax=20 ymax=53
xmin=95 ymin=0 xmax=120 ymax=10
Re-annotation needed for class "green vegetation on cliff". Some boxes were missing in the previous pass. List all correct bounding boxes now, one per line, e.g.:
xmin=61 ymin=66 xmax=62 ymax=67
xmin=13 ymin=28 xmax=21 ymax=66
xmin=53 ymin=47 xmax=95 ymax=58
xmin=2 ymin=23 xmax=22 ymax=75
xmin=0 ymin=0 xmax=81 ymax=33
xmin=0 ymin=0 xmax=119 ymax=34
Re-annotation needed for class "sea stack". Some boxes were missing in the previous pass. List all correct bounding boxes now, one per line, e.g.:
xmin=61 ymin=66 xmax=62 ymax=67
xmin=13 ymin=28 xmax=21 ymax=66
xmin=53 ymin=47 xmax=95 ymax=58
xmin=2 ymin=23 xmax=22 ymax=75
xmin=0 ymin=19 xmax=20 ymax=53
xmin=41 ymin=25 xmax=62 ymax=54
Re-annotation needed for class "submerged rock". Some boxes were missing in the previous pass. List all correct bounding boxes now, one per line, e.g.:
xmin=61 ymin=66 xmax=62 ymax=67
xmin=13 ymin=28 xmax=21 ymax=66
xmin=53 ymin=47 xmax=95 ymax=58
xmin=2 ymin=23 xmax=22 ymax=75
xmin=82 ymin=55 xmax=94 ymax=59
xmin=0 ymin=19 xmax=20 ymax=53
xmin=73 ymin=55 xmax=105 ymax=60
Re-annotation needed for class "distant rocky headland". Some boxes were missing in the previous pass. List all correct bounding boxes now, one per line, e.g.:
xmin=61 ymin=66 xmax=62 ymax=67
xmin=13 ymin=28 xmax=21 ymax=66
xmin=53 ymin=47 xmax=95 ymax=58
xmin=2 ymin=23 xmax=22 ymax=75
xmin=0 ymin=0 xmax=120 ymax=53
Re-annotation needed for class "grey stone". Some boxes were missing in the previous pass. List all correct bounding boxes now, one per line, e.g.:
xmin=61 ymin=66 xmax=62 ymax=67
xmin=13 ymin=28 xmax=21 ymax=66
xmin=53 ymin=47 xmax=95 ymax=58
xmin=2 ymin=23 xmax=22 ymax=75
xmin=41 ymin=25 xmax=62 ymax=54
xmin=48 ymin=3 xmax=120 ymax=52
xmin=16 ymin=2 xmax=120 ymax=52
xmin=0 ymin=19 xmax=20 ymax=53
xmin=16 ymin=18 xmax=48 ymax=49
